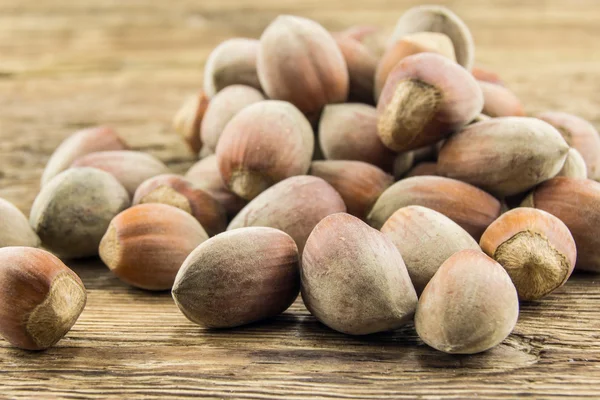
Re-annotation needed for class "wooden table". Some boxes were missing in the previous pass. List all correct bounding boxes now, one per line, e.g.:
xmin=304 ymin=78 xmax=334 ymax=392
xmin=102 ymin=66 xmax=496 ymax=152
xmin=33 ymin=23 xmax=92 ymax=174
xmin=1 ymin=0 xmax=600 ymax=398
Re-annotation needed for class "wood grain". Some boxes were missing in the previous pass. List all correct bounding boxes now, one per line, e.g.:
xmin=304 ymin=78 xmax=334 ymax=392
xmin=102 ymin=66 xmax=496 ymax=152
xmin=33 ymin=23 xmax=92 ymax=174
xmin=1 ymin=0 xmax=600 ymax=398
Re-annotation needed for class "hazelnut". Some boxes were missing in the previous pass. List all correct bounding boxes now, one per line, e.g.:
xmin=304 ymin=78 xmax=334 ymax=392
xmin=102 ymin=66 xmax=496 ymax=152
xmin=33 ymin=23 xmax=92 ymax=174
xmin=412 ymin=144 xmax=438 ymax=163
xmin=557 ymin=148 xmax=587 ymax=179
xmin=367 ymin=176 xmax=501 ymax=240
xmin=480 ymin=207 xmax=576 ymax=300
xmin=377 ymin=53 xmax=483 ymax=152
xmin=472 ymin=65 xmax=504 ymax=85
xmin=185 ymin=155 xmax=247 ymax=218
xmin=172 ymin=91 xmax=209 ymax=153
xmin=257 ymin=15 xmax=349 ymax=115
xmin=133 ymin=174 xmax=227 ymax=236
xmin=71 ymin=150 xmax=169 ymax=197
xmin=99 ymin=203 xmax=209 ymax=291
xmin=216 ymin=101 xmax=314 ymax=200
xmin=309 ymin=160 xmax=393 ymax=220
xmin=415 ymin=249 xmax=519 ymax=354
xmin=522 ymin=177 xmax=600 ymax=272
xmin=437 ymin=117 xmax=570 ymax=197
xmin=41 ymin=126 xmax=127 ymax=186
xmin=318 ymin=103 xmax=395 ymax=171
xmin=301 ymin=213 xmax=417 ymax=335
xmin=404 ymin=162 xmax=438 ymax=178
xmin=228 ymin=176 xmax=346 ymax=254
xmin=172 ymin=227 xmax=299 ymax=328
xmin=375 ymin=32 xmax=456 ymax=100
xmin=0 ymin=247 xmax=86 ymax=350
xmin=381 ymin=205 xmax=480 ymax=294
xmin=537 ymin=111 xmax=600 ymax=180
xmin=203 ymin=38 xmax=262 ymax=98
xmin=334 ymin=35 xmax=377 ymax=104
xmin=200 ymin=85 xmax=265 ymax=153
xmin=389 ymin=5 xmax=475 ymax=70
xmin=479 ymin=81 xmax=525 ymax=117
xmin=0 ymin=198 xmax=40 ymax=248
xmin=392 ymin=151 xmax=415 ymax=179
xmin=30 ymin=168 xmax=130 ymax=258
xmin=336 ymin=25 xmax=387 ymax=58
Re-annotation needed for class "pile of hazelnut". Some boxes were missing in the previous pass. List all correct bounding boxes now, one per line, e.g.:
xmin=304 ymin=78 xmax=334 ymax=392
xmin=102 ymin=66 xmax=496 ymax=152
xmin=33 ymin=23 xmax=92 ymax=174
xmin=1 ymin=5 xmax=598 ymax=355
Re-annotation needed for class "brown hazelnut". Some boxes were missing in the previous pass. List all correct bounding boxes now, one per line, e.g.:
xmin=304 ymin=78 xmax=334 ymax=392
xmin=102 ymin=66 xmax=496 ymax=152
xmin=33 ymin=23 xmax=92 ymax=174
xmin=301 ymin=213 xmax=417 ymax=335
xmin=437 ymin=117 xmax=570 ymax=197
xmin=172 ymin=227 xmax=299 ymax=328
xmin=228 ymin=176 xmax=346 ymax=254
xmin=334 ymin=35 xmax=377 ymax=104
xmin=404 ymin=162 xmax=438 ymax=178
xmin=172 ymin=91 xmax=209 ymax=154
xmin=216 ymin=101 xmax=314 ymax=200
xmin=336 ymin=25 xmax=387 ymax=58
xmin=99 ymin=203 xmax=209 ymax=291
xmin=381 ymin=205 xmax=480 ymax=294
xmin=480 ymin=207 xmax=576 ymax=300
xmin=30 ymin=168 xmax=130 ymax=258
xmin=257 ymin=15 xmax=349 ymax=115
xmin=377 ymin=53 xmax=483 ymax=152
xmin=41 ymin=126 xmax=127 ymax=186
xmin=558 ymin=148 xmax=587 ymax=179
xmin=479 ymin=81 xmax=525 ymax=117
xmin=522 ymin=177 xmax=600 ymax=272
xmin=367 ymin=176 xmax=502 ymax=240
xmin=133 ymin=174 xmax=227 ymax=236
xmin=0 ymin=247 xmax=86 ymax=350
xmin=472 ymin=65 xmax=504 ymax=85
xmin=309 ymin=160 xmax=393 ymax=220
xmin=0 ymin=198 xmax=40 ymax=248
xmin=415 ymin=249 xmax=519 ymax=354
xmin=203 ymin=38 xmax=262 ymax=98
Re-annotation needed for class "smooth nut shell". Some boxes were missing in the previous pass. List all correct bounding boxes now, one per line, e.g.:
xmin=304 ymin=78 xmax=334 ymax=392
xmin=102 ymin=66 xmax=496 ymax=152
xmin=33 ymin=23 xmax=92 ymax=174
xmin=522 ymin=177 xmax=600 ymax=272
xmin=228 ymin=176 xmax=346 ymax=254
xmin=335 ymin=35 xmax=377 ymax=104
xmin=438 ymin=117 xmax=570 ymax=197
xmin=472 ymin=66 xmax=504 ymax=85
xmin=172 ymin=227 xmax=300 ymax=328
xmin=0 ymin=247 xmax=86 ymax=350
xmin=480 ymin=207 xmax=576 ymax=300
xmin=0 ymin=198 xmax=40 ymax=248
xmin=216 ymin=100 xmax=314 ymax=200
xmin=558 ymin=148 xmax=587 ymax=179
xmin=203 ymin=38 xmax=262 ymax=98
xmin=133 ymin=174 xmax=227 ymax=236
xmin=309 ymin=160 xmax=393 ymax=220
xmin=336 ymin=25 xmax=387 ymax=59
xmin=479 ymin=81 xmax=525 ymax=117
xmin=41 ymin=126 xmax=127 ymax=186
xmin=257 ymin=15 xmax=349 ymax=115
xmin=30 ymin=168 xmax=130 ymax=258
xmin=415 ymin=249 xmax=519 ymax=354
xmin=393 ymin=152 xmax=415 ymax=179
xmin=71 ymin=150 xmax=169 ymax=197
xmin=99 ymin=203 xmax=209 ymax=290
xmin=381 ymin=205 xmax=480 ymax=294
xmin=405 ymin=162 xmax=438 ymax=178
xmin=301 ymin=213 xmax=417 ymax=335
xmin=172 ymin=91 xmax=209 ymax=153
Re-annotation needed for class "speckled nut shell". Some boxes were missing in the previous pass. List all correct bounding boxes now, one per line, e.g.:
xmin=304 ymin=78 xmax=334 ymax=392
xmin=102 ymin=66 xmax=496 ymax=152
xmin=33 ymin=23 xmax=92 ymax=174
xmin=0 ymin=198 xmax=40 ymax=248
xmin=479 ymin=81 xmax=525 ymax=117
xmin=172 ymin=91 xmax=209 ymax=153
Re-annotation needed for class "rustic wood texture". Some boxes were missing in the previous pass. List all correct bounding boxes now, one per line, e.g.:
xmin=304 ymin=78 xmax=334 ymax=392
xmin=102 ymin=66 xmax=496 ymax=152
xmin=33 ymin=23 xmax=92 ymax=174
xmin=1 ymin=0 xmax=600 ymax=398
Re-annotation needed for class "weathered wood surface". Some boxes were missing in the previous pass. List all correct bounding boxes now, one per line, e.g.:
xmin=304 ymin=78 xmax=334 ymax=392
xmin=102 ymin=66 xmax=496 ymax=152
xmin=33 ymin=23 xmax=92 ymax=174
xmin=1 ymin=0 xmax=600 ymax=398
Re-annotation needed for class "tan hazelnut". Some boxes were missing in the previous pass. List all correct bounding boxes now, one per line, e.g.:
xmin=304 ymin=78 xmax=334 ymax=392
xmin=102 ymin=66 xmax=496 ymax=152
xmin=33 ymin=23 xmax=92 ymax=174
xmin=537 ymin=111 xmax=600 ymax=180
xmin=0 ymin=198 xmax=40 ymax=248
xmin=301 ymin=213 xmax=417 ymax=335
xmin=203 ymin=38 xmax=262 ymax=98
xmin=41 ymin=126 xmax=127 ymax=186
xmin=172 ymin=91 xmax=209 ymax=154
xmin=309 ymin=160 xmax=393 ymax=220
xmin=389 ymin=5 xmax=474 ymax=70
xmin=334 ymin=35 xmax=377 ymax=104
xmin=381 ymin=206 xmax=480 ymax=294
xmin=99 ymin=203 xmax=209 ymax=291
xmin=375 ymin=32 xmax=456 ymax=100
xmin=257 ymin=15 xmax=349 ymax=115
xmin=185 ymin=155 xmax=247 ymax=218
xmin=336 ymin=25 xmax=387 ymax=58
xmin=228 ymin=176 xmax=346 ymax=254
xmin=172 ymin=227 xmax=299 ymax=328
xmin=377 ymin=53 xmax=483 ymax=152
xmin=479 ymin=81 xmax=525 ymax=117
xmin=200 ymin=85 xmax=265 ymax=153
xmin=472 ymin=65 xmax=504 ymax=85
xmin=558 ymin=148 xmax=587 ymax=179
xmin=71 ymin=150 xmax=169 ymax=197
xmin=0 ymin=247 xmax=86 ymax=350
xmin=437 ymin=117 xmax=570 ymax=197
xmin=30 ymin=168 xmax=130 ymax=258
xmin=415 ymin=249 xmax=519 ymax=354
xmin=319 ymin=103 xmax=395 ymax=171
xmin=216 ymin=101 xmax=314 ymax=200
xmin=367 ymin=176 xmax=501 ymax=240
xmin=133 ymin=174 xmax=226 ymax=236
xmin=392 ymin=151 xmax=415 ymax=179
xmin=480 ymin=207 xmax=576 ymax=300
xmin=522 ymin=177 xmax=600 ymax=272
xmin=404 ymin=162 xmax=438 ymax=178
